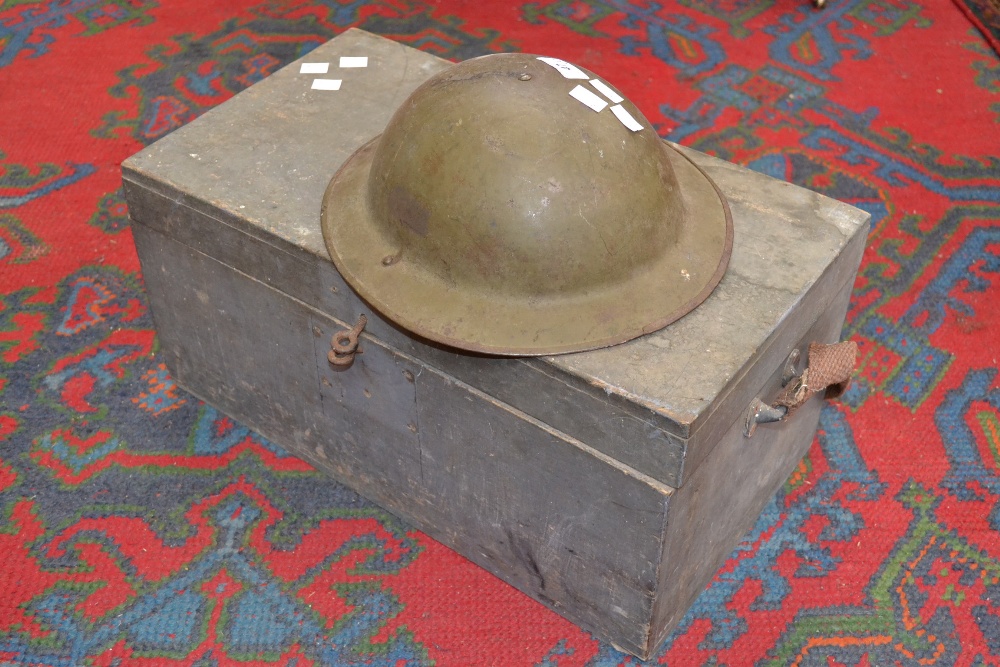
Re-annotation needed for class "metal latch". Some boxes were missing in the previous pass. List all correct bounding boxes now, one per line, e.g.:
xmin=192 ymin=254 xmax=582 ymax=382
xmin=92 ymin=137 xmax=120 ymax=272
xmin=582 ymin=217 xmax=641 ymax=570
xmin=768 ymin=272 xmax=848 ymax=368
xmin=328 ymin=314 xmax=367 ymax=371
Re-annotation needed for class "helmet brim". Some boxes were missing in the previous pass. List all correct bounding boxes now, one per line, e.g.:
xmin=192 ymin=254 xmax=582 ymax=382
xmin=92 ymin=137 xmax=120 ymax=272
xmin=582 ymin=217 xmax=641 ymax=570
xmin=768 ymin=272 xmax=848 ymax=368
xmin=321 ymin=137 xmax=733 ymax=356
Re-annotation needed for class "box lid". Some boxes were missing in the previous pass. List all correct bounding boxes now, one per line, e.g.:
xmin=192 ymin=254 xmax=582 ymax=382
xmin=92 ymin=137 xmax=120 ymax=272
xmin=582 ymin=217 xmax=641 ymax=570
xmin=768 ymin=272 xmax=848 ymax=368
xmin=122 ymin=29 xmax=869 ymax=489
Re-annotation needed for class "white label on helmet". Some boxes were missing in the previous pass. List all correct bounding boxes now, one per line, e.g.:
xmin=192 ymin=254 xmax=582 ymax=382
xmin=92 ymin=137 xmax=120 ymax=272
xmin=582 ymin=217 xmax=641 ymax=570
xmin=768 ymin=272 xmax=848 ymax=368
xmin=611 ymin=104 xmax=643 ymax=131
xmin=311 ymin=79 xmax=342 ymax=90
xmin=589 ymin=79 xmax=623 ymax=103
xmin=339 ymin=56 xmax=368 ymax=68
xmin=537 ymin=57 xmax=589 ymax=80
xmin=299 ymin=62 xmax=329 ymax=74
xmin=569 ymin=85 xmax=608 ymax=113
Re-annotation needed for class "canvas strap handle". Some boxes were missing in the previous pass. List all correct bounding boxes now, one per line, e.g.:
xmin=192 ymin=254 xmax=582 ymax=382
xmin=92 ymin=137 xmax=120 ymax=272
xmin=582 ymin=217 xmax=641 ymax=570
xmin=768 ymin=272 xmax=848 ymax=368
xmin=774 ymin=341 xmax=858 ymax=416
xmin=744 ymin=341 xmax=858 ymax=437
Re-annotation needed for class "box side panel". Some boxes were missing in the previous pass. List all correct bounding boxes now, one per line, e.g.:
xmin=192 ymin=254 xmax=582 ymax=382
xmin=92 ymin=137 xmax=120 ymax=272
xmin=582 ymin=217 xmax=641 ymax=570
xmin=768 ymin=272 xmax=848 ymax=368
xmin=132 ymin=218 xmax=670 ymax=656
xmin=549 ymin=149 xmax=871 ymax=443
xmin=678 ymin=221 xmax=869 ymax=481
xmin=646 ymin=275 xmax=857 ymax=655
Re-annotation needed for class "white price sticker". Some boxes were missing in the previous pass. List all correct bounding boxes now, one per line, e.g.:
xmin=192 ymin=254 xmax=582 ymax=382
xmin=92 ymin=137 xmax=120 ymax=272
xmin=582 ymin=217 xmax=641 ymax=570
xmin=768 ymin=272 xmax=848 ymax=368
xmin=610 ymin=104 xmax=643 ymax=131
xmin=311 ymin=79 xmax=342 ymax=91
xmin=299 ymin=62 xmax=329 ymax=74
xmin=569 ymin=85 xmax=609 ymax=113
xmin=339 ymin=56 xmax=368 ymax=68
xmin=589 ymin=79 xmax=623 ymax=104
xmin=537 ymin=57 xmax=590 ymax=80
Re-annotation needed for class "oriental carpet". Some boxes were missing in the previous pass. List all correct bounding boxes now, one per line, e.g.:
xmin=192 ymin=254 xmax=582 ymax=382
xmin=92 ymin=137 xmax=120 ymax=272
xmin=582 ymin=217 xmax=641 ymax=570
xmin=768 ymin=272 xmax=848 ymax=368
xmin=1 ymin=1 xmax=999 ymax=665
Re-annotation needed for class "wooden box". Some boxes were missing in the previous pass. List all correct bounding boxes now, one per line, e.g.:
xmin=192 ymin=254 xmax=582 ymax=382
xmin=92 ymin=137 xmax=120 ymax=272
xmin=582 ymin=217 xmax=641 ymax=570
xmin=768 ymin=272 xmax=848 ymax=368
xmin=122 ymin=30 xmax=869 ymax=659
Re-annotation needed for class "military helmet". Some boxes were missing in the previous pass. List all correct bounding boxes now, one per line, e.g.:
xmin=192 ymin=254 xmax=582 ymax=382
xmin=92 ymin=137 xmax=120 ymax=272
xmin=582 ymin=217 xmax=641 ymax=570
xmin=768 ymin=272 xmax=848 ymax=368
xmin=321 ymin=52 xmax=733 ymax=356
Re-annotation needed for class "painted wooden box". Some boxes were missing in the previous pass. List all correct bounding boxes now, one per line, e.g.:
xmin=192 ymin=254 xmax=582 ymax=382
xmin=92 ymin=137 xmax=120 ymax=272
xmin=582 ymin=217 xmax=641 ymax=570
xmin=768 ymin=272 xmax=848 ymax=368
xmin=122 ymin=29 xmax=869 ymax=659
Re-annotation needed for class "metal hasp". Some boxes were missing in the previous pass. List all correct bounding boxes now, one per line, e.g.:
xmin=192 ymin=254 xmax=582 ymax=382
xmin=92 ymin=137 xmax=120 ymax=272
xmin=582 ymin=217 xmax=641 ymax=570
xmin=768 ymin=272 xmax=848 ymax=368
xmin=321 ymin=53 xmax=733 ymax=356
xmin=327 ymin=314 xmax=367 ymax=371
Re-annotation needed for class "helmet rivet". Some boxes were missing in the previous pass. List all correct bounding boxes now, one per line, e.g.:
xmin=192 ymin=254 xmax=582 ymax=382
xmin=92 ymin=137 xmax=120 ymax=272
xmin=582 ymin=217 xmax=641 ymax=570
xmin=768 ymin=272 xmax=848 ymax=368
xmin=381 ymin=253 xmax=400 ymax=266
xmin=518 ymin=73 xmax=532 ymax=81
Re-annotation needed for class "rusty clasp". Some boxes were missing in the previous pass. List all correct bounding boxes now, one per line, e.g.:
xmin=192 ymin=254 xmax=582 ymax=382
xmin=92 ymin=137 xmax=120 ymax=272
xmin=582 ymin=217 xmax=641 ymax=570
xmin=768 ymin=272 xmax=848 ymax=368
xmin=328 ymin=314 xmax=367 ymax=371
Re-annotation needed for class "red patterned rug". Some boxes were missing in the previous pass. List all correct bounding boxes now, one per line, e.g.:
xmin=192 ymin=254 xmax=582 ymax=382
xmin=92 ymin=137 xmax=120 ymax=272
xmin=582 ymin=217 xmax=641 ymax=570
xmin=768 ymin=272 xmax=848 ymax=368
xmin=2 ymin=1 xmax=999 ymax=665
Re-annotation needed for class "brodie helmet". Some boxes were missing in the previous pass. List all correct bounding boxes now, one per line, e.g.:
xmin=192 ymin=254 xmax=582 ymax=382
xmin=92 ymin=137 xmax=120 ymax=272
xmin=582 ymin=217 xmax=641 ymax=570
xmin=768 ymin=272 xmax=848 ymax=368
xmin=321 ymin=53 xmax=732 ymax=356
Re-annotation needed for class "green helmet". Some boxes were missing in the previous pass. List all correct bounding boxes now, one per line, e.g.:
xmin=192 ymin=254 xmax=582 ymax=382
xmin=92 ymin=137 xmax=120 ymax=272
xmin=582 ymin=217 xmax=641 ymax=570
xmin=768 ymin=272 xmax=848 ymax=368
xmin=321 ymin=52 xmax=732 ymax=356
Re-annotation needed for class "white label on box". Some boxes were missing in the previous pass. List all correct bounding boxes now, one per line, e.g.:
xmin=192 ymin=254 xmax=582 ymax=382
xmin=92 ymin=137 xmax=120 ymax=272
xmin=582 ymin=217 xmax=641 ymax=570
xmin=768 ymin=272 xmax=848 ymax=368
xmin=569 ymin=85 xmax=608 ymax=113
xmin=537 ymin=57 xmax=589 ymax=80
xmin=590 ymin=78 xmax=623 ymax=104
xmin=339 ymin=56 xmax=368 ymax=68
xmin=299 ymin=62 xmax=329 ymax=74
xmin=311 ymin=79 xmax=343 ymax=90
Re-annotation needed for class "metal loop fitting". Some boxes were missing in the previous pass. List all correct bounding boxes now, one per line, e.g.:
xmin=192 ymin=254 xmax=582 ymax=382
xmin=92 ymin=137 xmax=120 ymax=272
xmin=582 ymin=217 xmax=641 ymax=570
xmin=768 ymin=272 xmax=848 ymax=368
xmin=744 ymin=348 xmax=803 ymax=438
xmin=744 ymin=398 xmax=788 ymax=438
xmin=328 ymin=314 xmax=367 ymax=371
xmin=743 ymin=341 xmax=858 ymax=439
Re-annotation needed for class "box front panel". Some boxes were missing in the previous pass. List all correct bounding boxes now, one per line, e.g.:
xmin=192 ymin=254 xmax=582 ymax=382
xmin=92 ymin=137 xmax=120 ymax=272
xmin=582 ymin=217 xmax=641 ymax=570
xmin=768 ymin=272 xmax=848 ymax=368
xmin=133 ymin=217 xmax=671 ymax=656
